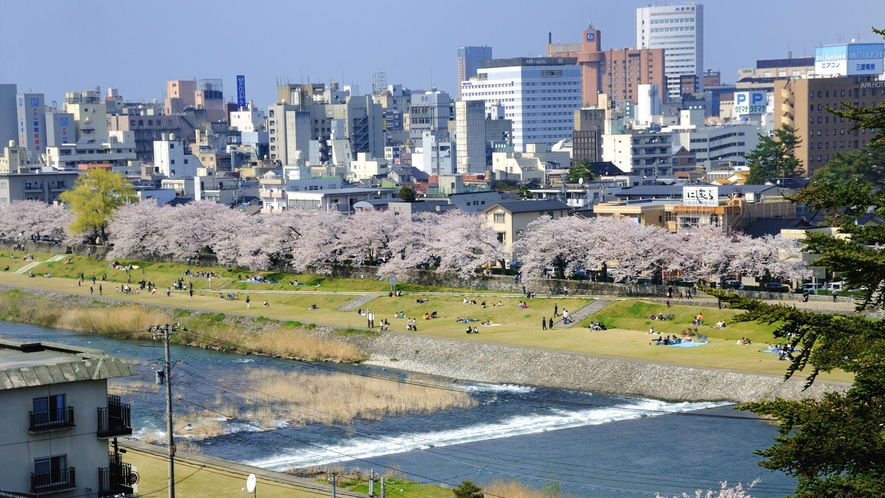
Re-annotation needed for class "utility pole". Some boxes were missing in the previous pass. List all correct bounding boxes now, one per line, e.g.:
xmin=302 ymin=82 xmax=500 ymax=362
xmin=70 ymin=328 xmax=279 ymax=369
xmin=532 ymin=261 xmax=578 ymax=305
xmin=331 ymin=472 xmax=337 ymax=498
xmin=380 ymin=476 xmax=385 ymax=498
xmin=151 ymin=323 xmax=185 ymax=498
xmin=369 ymin=469 xmax=375 ymax=498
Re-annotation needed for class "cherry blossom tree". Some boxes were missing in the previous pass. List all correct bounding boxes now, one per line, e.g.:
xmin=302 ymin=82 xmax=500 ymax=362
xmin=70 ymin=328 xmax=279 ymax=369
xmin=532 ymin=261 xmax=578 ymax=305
xmin=512 ymin=216 xmax=588 ymax=283
xmin=378 ymin=210 xmax=503 ymax=280
xmin=162 ymin=201 xmax=239 ymax=263
xmin=655 ymin=479 xmax=759 ymax=498
xmin=106 ymin=200 xmax=167 ymax=260
xmin=728 ymin=233 xmax=809 ymax=282
xmin=0 ymin=200 xmax=72 ymax=244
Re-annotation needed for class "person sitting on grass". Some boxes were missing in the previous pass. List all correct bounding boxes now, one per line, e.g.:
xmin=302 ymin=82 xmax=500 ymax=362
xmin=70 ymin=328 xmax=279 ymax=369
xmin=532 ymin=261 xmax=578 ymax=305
xmin=263 ymin=300 xmax=269 ymax=307
xmin=430 ymin=311 xmax=438 ymax=319
xmin=309 ymin=304 xmax=318 ymax=310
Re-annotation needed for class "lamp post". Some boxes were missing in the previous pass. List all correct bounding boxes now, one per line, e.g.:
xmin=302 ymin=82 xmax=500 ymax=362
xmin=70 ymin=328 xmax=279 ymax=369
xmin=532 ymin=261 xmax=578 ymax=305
xmin=150 ymin=323 xmax=186 ymax=498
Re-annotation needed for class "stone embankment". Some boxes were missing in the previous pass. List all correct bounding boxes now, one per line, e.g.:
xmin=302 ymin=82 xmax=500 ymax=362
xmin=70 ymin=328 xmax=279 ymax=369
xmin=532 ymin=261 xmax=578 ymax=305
xmin=328 ymin=331 xmax=847 ymax=403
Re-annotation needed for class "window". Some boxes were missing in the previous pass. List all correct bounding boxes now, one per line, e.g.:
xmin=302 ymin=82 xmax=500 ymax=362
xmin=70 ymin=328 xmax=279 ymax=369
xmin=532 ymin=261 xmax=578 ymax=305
xmin=33 ymin=455 xmax=71 ymax=490
xmin=494 ymin=213 xmax=505 ymax=223
xmin=169 ymin=143 xmax=174 ymax=149
xmin=496 ymin=232 xmax=505 ymax=243
xmin=31 ymin=394 xmax=68 ymax=429
xmin=170 ymin=159 xmax=175 ymax=164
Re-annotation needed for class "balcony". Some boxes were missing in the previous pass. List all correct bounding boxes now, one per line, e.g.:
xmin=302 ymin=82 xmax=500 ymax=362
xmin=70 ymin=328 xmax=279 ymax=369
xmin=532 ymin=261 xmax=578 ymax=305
xmin=97 ymin=395 xmax=132 ymax=438
xmin=263 ymin=190 xmax=285 ymax=199
xmin=29 ymin=406 xmax=75 ymax=433
xmin=31 ymin=467 xmax=76 ymax=495
xmin=24 ymin=184 xmax=44 ymax=193
xmin=99 ymin=458 xmax=133 ymax=497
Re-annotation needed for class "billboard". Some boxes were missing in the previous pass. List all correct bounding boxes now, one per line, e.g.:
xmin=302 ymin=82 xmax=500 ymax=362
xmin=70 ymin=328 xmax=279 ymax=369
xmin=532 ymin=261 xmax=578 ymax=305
xmin=734 ymin=91 xmax=768 ymax=116
xmin=815 ymin=43 xmax=884 ymax=76
xmin=236 ymin=75 xmax=246 ymax=109
xmin=815 ymin=46 xmax=847 ymax=75
xmin=683 ymin=186 xmax=718 ymax=207
xmin=847 ymin=43 xmax=884 ymax=76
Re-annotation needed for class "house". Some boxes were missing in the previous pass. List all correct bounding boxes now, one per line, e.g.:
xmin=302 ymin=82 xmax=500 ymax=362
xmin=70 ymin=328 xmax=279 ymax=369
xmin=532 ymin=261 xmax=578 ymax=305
xmin=483 ymin=199 xmax=570 ymax=257
xmin=0 ymin=339 xmax=136 ymax=497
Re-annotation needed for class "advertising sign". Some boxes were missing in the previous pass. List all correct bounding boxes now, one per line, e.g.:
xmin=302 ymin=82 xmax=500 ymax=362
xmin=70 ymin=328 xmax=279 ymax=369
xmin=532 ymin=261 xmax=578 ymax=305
xmin=734 ymin=91 xmax=767 ymax=116
xmin=847 ymin=43 xmax=884 ymax=76
xmin=815 ymin=45 xmax=847 ymax=75
xmin=236 ymin=75 xmax=246 ymax=109
xmin=683 ymin=186 xmax=719 ymax=207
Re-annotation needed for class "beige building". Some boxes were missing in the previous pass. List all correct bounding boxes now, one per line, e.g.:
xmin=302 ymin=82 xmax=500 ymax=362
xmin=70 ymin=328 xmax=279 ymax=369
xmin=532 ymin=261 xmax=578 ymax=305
xmin=548 ymin=28 xmax=666 ymax=107
xmin=0 ymin=339 xmax=136 ymax=496
xmin=492 ymin=144 xmax=571 ymax=183
xmin=483 ymin=199 xmax=570 ymax=255
xmin=774 ymin=75 xmax=884 ymax=175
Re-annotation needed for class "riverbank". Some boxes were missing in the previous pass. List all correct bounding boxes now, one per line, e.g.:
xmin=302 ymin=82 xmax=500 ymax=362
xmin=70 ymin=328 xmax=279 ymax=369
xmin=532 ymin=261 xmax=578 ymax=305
xmin=0 ymin=282 xmax=848 ymax=403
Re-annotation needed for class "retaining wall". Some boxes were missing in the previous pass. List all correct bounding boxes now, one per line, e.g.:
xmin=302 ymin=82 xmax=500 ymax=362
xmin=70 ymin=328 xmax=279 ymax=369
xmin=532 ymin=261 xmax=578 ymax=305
xmin=332 ymin=331 xmax=847 ymax=403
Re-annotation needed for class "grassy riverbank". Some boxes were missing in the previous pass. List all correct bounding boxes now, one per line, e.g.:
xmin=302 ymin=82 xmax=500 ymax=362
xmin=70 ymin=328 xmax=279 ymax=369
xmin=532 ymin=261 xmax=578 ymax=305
xmin=0 ymin=288 xmax=363 ymax=362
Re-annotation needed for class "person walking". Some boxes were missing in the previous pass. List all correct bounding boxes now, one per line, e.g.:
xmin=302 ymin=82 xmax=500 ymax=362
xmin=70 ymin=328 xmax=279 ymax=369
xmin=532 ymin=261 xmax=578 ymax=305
xmin=667 ymin=286 xmax=673 ymax=299
xmin=368 ymin=312 xmax=375 ymax=328
xmin=99 ymin=284 xmax=102 ymax=296
xmin=548 ymin=317 xmax=554 ymax=329
xmin=553 ymin=303 xmax=559 ymax=317
xmin=190 ymin=287 xmax=194 ymax=298
xmin=542 ymin=317 xmax=547 ymax=330
xmin=245 ymin=295 xmax=250 ymax=308
xmin=89 ymin=286 xmax=93 ymax=295
xmin=833 ymin=291 xmax=838 ymax=303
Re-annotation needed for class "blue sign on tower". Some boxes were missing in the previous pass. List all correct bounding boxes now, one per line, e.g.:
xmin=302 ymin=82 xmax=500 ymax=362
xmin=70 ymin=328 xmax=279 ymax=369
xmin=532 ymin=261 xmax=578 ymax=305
xmin=236 ymin=75 xmax=246 ymax=109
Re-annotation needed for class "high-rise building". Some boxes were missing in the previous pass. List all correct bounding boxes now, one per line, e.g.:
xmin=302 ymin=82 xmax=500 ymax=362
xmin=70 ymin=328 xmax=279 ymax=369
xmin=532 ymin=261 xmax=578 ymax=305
xmin=0 ymin=84 xmax=17 ymax=147
xmin=455 ymin=100 xmax=487 ymax=174
xmin=636 ymin=3 xmax=704 ymax=102
xmin=573 ymin=108 xmax=605 ymax=164
xmin=457 ymin=46 xmax=493 ymax=98
xmin=461 ymin=57 xmax=582 ymax=152
xmin=15 ymin=93 xmax=46 ymax=160
xmin=548 ymin=28 xmax=665 ymax=107
xmin=774 ymin=75 xmax=884 ymax=176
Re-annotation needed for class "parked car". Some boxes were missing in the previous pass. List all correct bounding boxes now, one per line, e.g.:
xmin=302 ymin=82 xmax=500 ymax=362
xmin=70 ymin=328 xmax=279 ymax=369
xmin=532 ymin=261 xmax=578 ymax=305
xmin=763 ymin=282 xmax=791 ymax=292
xmin=723 ymin=280 xmax=744 ymax=290
xmin=673 ymin=277 xmax=695 ymax=287
xmin=799 ymin=283 xmax=823 ymax=293
xmin=824 ymin=281 xmax=846 ymax=292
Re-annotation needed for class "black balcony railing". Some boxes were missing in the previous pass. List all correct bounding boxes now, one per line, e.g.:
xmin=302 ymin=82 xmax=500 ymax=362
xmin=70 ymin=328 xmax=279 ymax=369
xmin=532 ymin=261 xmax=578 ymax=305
xmin=31 ymin=467 xmax=76 ymax=493
xmin=99 ymin=461 xmax=133 ymax=497
xmin=29 ymin=406 xmax=75 ymax=433
xmin=97 ymin=395 xmax=132 ymax=438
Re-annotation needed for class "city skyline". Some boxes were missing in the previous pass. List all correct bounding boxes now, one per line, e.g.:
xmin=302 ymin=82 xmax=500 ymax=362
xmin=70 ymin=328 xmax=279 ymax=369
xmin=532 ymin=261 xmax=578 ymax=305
xmin=0 ymin=0 xmax=883 ymax=108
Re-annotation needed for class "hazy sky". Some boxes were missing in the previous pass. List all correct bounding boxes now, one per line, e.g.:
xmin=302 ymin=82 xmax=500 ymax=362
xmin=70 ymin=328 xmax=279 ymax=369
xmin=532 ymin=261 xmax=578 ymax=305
xmin=1 ymin=0 xmax=882 ymax=108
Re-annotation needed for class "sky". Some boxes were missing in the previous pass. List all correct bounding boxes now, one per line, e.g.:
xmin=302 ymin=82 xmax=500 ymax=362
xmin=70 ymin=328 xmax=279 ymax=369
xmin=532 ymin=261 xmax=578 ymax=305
xmin=1 ymin=0 xmax=883 ymax=109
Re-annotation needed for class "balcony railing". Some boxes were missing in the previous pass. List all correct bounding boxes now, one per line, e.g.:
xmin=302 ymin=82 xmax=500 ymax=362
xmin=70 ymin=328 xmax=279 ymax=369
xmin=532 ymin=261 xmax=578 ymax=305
xmin=97 ymin=395 xmax=132 ymax=438
xmin=31 ymin=467 xmax=76 ymax=494
xmin=99 ymin=460 xmax=133 ymax=497
xmin=29 ymin=406 xmax=75 ymax=433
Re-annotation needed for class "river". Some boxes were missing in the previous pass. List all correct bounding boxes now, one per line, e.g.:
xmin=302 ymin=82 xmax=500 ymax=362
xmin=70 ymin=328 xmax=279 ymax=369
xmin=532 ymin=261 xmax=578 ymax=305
xmin=1 ymin=321 xmax=797 ymax=497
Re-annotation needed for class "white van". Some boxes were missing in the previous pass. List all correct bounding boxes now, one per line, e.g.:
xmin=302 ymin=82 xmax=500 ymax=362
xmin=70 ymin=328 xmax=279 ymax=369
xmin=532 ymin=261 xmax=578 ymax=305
xmin=824 ymin=281 xmax=845 ymax=292
xmin=801 ymin=283 xmax=823 ymax=292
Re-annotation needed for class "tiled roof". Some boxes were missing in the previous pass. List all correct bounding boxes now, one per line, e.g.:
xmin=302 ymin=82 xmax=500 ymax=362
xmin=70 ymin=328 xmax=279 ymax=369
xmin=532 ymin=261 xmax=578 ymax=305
xmin=0 ymin=340 xmax=136 ymax=390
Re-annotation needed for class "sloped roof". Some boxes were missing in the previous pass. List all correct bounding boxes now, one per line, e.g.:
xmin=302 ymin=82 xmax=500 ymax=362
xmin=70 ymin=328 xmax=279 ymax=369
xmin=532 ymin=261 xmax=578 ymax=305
xmin=0 ymin=340 xmax=136 ymax=390
xmin=484 ymin=199 xmax=570 ymax=214
xmin=741 ymin=217 xmax=813 ymax=238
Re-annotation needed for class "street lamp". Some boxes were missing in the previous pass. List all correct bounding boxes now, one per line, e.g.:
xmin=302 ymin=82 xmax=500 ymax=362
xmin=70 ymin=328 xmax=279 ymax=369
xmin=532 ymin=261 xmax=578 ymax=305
xmin=149 ymin=323 xmax=186 ymax=498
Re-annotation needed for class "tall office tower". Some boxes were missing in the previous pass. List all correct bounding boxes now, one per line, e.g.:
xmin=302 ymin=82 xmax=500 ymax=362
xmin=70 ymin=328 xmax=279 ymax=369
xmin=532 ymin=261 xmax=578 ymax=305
xmin=457 ymin=46 xmax=493 ymax=98
xmin=0 ymin=84 xmax=17 ymax=146
xmin=461 ymin=57 xmax=582 ymax=152
xmin=636 ymin=3 xmax=704 ymax=102
xmin=15 ymin=93 xmax=46 ymax=160
xmin=455 ymin=100 xmax=487 ymax=174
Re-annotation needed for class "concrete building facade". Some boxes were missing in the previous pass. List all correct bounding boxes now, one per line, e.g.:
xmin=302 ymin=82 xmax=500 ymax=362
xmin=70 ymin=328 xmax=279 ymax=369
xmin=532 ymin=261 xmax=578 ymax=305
xmin=455 ymin=100 xmax=487 ymax=174
xmin=773 ymin=75 xmax=885 ymax=175
xmin=636 ymin=3 xmax=704 ymax=102
xmin=0 ymin=339 xmax=136 ymax=497
xmin=16 ymin=93 xmax=46 ymax=161
xmin=461 ymin=57 xmax=582 ymax=152
xmin=0 ymin=83 xmax=17 ymax=147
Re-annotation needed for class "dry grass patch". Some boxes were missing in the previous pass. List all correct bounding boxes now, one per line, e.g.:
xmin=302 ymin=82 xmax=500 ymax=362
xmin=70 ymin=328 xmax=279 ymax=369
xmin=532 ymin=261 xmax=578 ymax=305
xmin=485 ymin=479 xmax=574 ymax=498
xmin=238 ymin=368 xmax=475 ymax=425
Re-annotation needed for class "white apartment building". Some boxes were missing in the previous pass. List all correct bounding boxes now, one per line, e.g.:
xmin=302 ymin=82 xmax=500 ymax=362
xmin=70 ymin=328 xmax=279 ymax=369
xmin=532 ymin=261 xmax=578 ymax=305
xmin=636 ymin=3 xmax=704 ymax=102
xmin=461 ymin=57 xmax=582 ymax=153
xmin=44 ymin=131 xmax=138 ymax=171
xmin=0 ymin=339 xmax=136 ymax=497
xmin=349 ymin=152 xmax=389 ymax=181
xmin=602 ymin=130 xmax=673 ymax=178
xmin=412 ymin=132 xmax=455 ymax=176
xmin=153 ymin=133 xmax=201 ymax=177
xmin=664 ymin=107 xmax=764 ymax=171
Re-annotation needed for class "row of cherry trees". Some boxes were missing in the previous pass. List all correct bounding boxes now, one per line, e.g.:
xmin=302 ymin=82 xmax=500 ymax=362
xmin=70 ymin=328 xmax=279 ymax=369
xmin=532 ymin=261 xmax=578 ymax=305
xmin=0 ymin=199 xmax=809 ymax=283
xmin=513 ymin=216 xmax=809 ymax=284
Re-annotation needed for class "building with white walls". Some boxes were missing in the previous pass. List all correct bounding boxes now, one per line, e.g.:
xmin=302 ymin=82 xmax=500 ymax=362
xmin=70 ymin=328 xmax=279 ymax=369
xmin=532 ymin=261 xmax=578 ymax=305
xmin=154 ymin=133 xmax=201 ymax=177
xmin=636 ymin=3 xmax=704 ymax=102
xmin=461 ymin=57 xmax=582 ymax=152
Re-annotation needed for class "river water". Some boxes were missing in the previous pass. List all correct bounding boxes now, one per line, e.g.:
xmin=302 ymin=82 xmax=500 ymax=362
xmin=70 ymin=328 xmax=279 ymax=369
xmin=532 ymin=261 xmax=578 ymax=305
xmin=2 ymin=322 xmax=797 ymax=497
